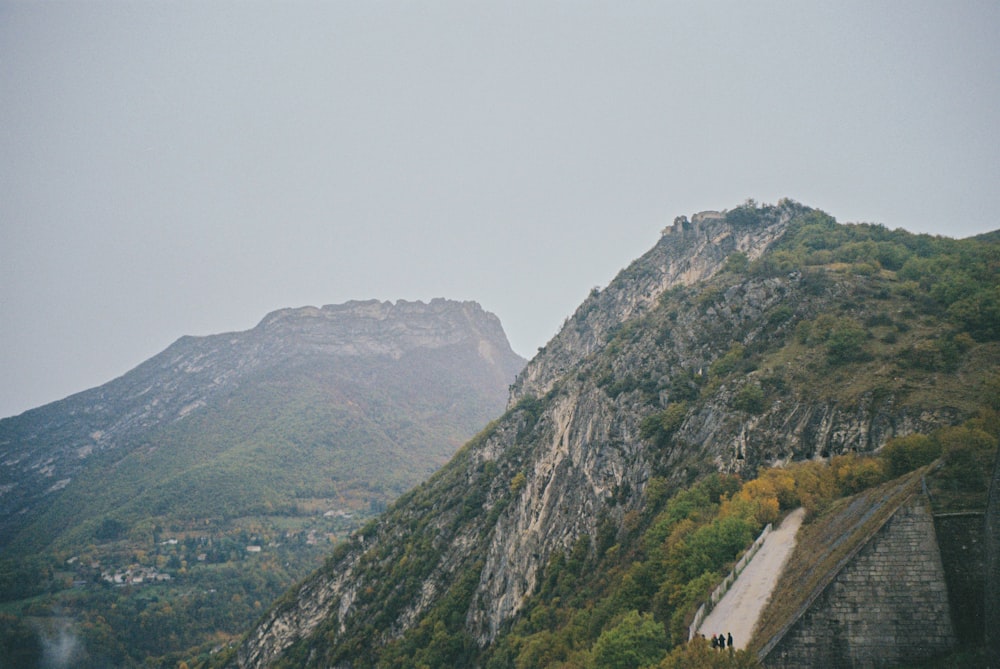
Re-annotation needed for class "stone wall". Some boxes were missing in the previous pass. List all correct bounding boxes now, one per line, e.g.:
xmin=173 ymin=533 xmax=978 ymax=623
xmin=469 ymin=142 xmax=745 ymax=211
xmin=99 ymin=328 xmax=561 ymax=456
xmin=986 ymin=451 xmax=1000 ymax=668
xmin=933 ymin=512 xmax=986 ymax=644
xmin=764 ymin=497 xmax=954 ymax=668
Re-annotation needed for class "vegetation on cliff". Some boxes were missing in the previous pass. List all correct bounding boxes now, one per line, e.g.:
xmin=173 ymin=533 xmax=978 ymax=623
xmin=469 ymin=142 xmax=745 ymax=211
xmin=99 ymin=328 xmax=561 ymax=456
xmin=228 ymin=202 xmax=999 ymax=669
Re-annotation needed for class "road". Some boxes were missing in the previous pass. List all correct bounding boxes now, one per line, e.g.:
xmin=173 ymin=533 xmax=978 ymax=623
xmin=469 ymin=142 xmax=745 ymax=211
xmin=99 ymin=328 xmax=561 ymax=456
xmin=696 ymin=507 xmax=806 ymax=649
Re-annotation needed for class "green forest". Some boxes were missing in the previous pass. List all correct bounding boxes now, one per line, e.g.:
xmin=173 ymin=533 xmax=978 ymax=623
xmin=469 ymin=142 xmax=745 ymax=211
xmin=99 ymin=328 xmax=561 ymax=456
xmin=0 ymin=341 xmax=511 ymax=666
xmin=0 ymin=503 xmax=380 ymax=668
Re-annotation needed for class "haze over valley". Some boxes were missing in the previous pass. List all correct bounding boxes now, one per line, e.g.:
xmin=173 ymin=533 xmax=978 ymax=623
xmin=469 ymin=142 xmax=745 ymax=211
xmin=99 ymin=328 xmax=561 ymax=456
xmin=3 ymin=3 xmax=999 ymax=668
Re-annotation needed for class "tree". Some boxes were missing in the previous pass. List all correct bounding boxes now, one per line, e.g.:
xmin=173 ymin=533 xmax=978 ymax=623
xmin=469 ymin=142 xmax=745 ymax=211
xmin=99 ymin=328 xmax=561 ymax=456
xmin=731 ymin=384 xmax=765 ymax=414
xmin=589 ymin=610 xmax=669 ymax=669
xmin=880 ymin=434 xmax=941 ymax=477
xmin=825 ymin=319 xmax=868 ymax=364
xmin=657 ymin=635 xmax=760 ymax=668
xmin=641 ymin=403 xmax=689 ymax=448
xmin=94 ymin=518 xmax=127 ymax=541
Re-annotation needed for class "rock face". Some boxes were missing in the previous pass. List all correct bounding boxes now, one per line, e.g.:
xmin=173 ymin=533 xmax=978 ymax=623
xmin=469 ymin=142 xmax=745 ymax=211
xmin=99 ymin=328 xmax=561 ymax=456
xmin=233 ymin=202 xmax=995 ymax=668
xmin=0 ymin=298 xmax=525 ymax=550
xmin=235 ymin=207 xmax=801 ymax=668
xmin=510 ymin=209 xmax=790 ymax=406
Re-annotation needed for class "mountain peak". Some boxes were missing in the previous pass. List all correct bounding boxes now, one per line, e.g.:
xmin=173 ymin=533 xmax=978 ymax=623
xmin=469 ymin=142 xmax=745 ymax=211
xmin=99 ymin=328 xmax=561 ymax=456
xmin=250 ymin=298 xmax=513 ymax=363
xmin=510 ymin=199 xmax=805 ymax=405
xmin=0 ymin=298 xmax=525 ymax=554
xmin=233 ymin=200 xmax=998 ymax=668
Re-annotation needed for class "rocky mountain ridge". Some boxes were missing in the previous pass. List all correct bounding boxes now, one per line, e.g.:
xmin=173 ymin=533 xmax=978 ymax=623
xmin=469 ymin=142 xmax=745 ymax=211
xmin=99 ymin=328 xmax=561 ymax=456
xmin=232 ymin=200 xmax=998 ymax=668
xmin=233 ymin=203 xmax=794 ymax=665
xmin=510 ymin=209 xmax=792 ymax=406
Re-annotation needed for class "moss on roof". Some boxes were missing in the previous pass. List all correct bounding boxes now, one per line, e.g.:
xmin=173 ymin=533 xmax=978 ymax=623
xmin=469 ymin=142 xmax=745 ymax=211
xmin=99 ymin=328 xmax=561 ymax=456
xmin=750 ymin=467 xmax=927 ymax=659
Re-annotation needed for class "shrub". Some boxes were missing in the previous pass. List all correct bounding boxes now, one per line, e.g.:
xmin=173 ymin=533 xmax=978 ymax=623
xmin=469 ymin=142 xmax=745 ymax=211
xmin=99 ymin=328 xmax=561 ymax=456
xmin=726 ymin=477 xmax=781 ymax=525
xmin=754 ymin=467 xmax=799 ymax=510
xmin=832 ymin=456 xmax=887 ymax=494
xmin=731 ymin=384 xmax=766 ymax=414
xmin=725 ymin=201 xmax=763 ymax=228
xmin=790 ymin=460 xmax=840 ymax=517
xmin=880 ymin=434 xmax=941 ymax=478
xmin=825 ymin=319 xmax=868 ymax=364
xmin=949 ymin=287 xmax=1000 ymax=341
xmin=935 ymin=426 xmax=998 ymax=494
xmin=510 ymin=472 xmax=527 ymax=494
xmin=723 ymin=252 xmax=750 ymax=274
xmin=641 ymin=403 xmax=689 ymax=448
xmin=749 ymin=250 xmax=799 ymax=278
xmin=588 ymin=610 xmax=669 ymax=669
xmin=710 ymin=345 xmax=746 ymax=378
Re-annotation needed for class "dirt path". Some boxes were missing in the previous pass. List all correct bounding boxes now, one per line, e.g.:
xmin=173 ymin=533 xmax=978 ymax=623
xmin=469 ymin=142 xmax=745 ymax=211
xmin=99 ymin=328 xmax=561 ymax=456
xmin=696 ymin=507 xmax=806 ymax=649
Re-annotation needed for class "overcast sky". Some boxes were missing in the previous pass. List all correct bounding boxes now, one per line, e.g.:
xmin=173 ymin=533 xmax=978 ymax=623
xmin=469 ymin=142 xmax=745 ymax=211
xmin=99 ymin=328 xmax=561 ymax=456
xmin=2 ymin=1 xmax=998 ymax=418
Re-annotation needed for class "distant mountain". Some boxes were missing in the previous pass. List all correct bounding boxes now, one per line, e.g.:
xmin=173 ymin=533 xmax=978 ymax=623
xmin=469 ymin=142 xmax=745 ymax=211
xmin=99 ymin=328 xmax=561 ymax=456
xmin=0 ymin=298 xmax=524 ymax=553
xmin=0 ymin=298 xmax=524 ymax=666
xmin=231 ymin=201 xmax=999 ymax=668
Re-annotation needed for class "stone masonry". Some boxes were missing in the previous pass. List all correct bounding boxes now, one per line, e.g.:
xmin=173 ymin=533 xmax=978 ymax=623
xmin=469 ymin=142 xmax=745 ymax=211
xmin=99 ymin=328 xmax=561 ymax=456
xmin=986 ymin=451 xmax=1000 ymax=668
xmin=764 ymin=496 xmax=955 ymax=668
xmin=934 ymin=512 xmax=986 ymax=644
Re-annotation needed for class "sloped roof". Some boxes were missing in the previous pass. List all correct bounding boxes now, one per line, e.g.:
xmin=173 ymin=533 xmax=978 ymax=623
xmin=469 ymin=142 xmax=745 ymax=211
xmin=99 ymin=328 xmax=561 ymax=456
xmin=751 ymin=467 xmax=927 ymax=659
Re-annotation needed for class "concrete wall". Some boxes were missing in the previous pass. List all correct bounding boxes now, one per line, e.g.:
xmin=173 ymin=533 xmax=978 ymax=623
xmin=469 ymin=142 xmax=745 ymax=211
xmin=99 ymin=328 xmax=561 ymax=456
xmin=764 ymin=497 xmax=955 ymax=669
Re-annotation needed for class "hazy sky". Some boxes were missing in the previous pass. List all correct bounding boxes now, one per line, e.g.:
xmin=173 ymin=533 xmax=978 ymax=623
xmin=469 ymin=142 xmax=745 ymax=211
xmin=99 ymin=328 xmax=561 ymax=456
xmin=2 ymin=1 xmax=998 ymax=418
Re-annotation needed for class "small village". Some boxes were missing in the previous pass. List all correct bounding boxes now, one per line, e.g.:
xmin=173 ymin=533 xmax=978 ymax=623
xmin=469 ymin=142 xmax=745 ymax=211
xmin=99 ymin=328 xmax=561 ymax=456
xmin=54 ymin=505 xmax=361 ymax=600
xmin=101 ymin=564 xmax=172 ymax=586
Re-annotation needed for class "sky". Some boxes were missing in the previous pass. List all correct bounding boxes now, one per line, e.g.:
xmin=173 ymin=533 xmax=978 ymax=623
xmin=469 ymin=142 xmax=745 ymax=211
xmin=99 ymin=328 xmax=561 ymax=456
xmin=2 ymin=1 xmax=999 ymax=419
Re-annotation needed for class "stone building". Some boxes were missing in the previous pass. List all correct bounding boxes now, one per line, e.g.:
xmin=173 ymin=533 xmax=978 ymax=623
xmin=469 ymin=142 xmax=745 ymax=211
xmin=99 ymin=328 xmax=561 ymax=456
xmin=757 ymin=474 xmax=958 ymax=668
xmin=762 ymin=496 xmax=953 ymax=667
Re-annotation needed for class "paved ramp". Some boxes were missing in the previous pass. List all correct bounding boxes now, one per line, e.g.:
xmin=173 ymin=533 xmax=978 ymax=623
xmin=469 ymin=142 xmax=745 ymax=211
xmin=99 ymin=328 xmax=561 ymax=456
xmin=696 ymin=507 xmax=806 ymax=649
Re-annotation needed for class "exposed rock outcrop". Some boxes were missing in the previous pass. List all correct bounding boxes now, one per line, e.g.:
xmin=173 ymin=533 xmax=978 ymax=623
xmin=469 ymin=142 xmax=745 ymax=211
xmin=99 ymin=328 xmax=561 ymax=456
xmin=234 ymin=202 xmax=995 ymax=668
xmin=510 ymin=208 xmax=792 ymax=406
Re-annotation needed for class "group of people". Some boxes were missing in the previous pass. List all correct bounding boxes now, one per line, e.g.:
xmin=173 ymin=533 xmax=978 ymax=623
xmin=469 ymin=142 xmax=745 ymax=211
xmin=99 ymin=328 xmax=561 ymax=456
xmin=709 ymin=632 xmax=733 ymax=650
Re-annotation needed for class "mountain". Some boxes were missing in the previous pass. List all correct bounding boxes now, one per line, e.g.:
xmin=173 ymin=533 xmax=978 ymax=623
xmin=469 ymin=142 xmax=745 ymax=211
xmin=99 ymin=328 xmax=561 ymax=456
xmin=0 ymin=298 xmax=525 ymax=665
xmin=230 ymin=200 xmax=999 ymax=668
xmin=0 ymin=298 xmax=524 ymax=551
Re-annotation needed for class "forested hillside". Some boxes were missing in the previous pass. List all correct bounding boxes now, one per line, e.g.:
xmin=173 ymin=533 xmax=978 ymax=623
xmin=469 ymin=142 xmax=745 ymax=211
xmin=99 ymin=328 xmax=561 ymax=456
xmin=229 ymin=201 xmax=999 ymax=669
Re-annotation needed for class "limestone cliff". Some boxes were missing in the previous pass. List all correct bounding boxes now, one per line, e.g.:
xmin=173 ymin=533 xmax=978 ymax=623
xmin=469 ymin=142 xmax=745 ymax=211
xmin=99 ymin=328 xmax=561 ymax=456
xmin=509 ymin=207 xmax=791 ymax=406
xmin=233 ymin=201 xmax=997 ymax=668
